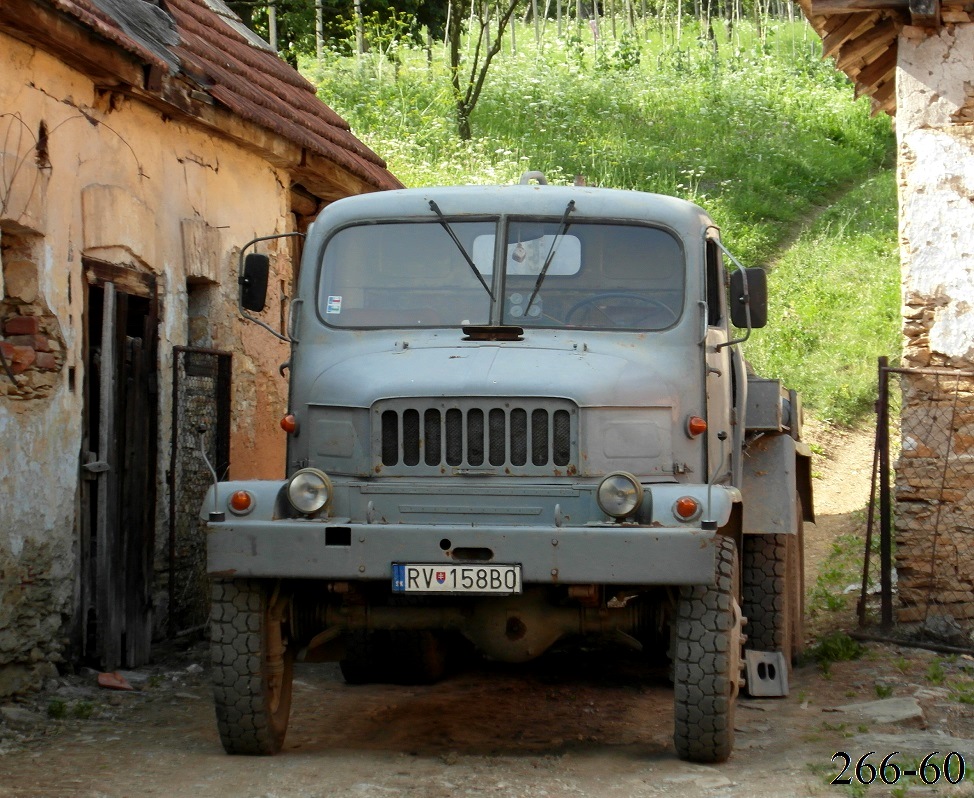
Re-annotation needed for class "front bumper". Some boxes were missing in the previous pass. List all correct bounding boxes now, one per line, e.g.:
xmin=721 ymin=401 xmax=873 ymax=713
xmin=206 ymin=520 xmax=718 ymax=586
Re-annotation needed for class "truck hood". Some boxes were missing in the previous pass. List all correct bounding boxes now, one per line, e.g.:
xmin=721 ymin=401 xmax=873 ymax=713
xmin=305 ymin=340 xmax=683 ymax=408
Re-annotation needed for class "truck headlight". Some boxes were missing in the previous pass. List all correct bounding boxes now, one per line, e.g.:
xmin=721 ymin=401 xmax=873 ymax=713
xmin=286 ymin=468 xmax=333 ymax=515
xmin=597 ymin=471 xmax=643 ymax=519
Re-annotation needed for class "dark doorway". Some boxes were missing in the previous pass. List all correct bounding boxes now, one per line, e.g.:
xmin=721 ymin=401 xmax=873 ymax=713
xmin=79 ymin=262 xmax=158 ymax=670
xmin=169 ymin=345 xmax=231 ymax=637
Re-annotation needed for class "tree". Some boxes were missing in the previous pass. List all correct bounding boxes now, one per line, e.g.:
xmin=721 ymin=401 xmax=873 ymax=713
xmin=227 ymin=1 xmax=449 ymax=61
xmin=446 ymin=0 xmax=520 ymax=140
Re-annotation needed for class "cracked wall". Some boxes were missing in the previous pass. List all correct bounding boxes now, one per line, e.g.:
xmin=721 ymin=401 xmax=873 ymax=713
xmin=896 ymin=23 xmax=974 ymax=622
xmin=1 ymin=33 xmax=294 ymax=693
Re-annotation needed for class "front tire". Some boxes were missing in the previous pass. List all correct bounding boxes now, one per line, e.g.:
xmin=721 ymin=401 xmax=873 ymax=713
xmin=210 ymin=579 xmax=294 ymax=755
xmin=673 ymin=536 xmax=743 ymax=763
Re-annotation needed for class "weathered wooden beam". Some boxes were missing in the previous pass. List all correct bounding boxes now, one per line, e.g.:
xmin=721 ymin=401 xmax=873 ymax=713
xmin=822 ymin=12 xmax=881 ymax=57
xmin=796 ymin=0 xmax=828 ymax=26
xmin=290 ymin=187 xmax=320 ymax=217
xmin=909 ymin=0 xmax=941 ymax=26
xmin=870 ymin=77 xmax=897 ymax=107
xmin=96 ymin=281 xmax=121 ymax=671
xmin=854 ymin=46 xmax=898 ymax=89
xmin=836 ymin=18 xmax=898 ymax=71
xmin=299 ymin=151 xmax=377 ymax=198
xmin=810 ymin=0 xmax=907 ymax=12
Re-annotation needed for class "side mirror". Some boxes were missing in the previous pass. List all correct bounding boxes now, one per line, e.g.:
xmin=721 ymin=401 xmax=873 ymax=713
xmin=240 ymin=253 xmax=270 ymax=312
xmin=730 ymin=267 xmax=767 ymax=330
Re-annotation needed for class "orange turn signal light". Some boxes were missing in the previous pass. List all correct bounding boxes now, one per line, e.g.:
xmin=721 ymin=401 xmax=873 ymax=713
xmin=674 ymin=496 xmax=700 ymax=520
xmin=686 ymin=415 xmax=707 ymax=437
xmin=229 ymin=490 xmax=253 ymax=514
xmin=280 ymin=413 xmax=298 ymax=434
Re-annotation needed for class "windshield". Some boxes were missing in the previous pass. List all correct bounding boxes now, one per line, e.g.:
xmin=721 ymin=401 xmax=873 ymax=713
xmin=318 ymin=218 xmax=684 ymax=330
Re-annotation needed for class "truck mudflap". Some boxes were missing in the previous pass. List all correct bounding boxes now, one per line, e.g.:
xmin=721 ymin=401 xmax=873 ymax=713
xmin=206 ymin=522 xmax=719 ymax=586
xmin=741 ymin=432 xmax=814 ymax=535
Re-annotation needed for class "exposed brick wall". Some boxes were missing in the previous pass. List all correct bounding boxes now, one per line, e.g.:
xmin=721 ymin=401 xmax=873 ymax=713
xmin=0 ymin=244 xmax=66 ymax=398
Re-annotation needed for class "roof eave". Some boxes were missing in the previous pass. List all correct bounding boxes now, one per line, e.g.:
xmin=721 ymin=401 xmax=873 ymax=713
xmin=0 ymin=0 xmax=400 ymax=199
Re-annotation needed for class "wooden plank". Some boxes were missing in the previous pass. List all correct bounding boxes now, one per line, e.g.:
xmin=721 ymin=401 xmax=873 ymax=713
xmin=855 ymin=46 xmax=898 ymax=90
xmin=816 ymin=11 xmax=851 ymax=36
xmin=84 ymin=261 xmax=155 ymax=298
xmin=95 ymin=282 xmax=121 ymax=670
xmin=111 ymin=292 xmax=131 ymax=664
xmin=836 ymin=18 xmax=898 ymax=70
xmin=299 ymin=151 xmax=380 ymax=199
xmin=123 ymin=335 xmax=153 ymax=665
xmin=822 ymin=12 xmax=881 ymax=57
xmin=796 ymin=0 xmax=830 ymax=26
xmin=870 ymin=77 xmax=897 ymax=107
xmin=810 ymin=0 xmax=907 ymax=12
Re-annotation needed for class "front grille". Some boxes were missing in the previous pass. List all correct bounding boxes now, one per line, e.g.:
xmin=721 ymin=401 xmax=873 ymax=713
xmin=375 ymin=399 xmax=576 ymax=475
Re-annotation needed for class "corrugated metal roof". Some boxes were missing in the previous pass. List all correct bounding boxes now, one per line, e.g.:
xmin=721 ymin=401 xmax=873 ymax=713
xmin=45 ymin=0 xmax=401 ymax=192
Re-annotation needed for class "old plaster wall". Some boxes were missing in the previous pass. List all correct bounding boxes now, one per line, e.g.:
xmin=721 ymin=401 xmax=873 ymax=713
xmin=0 ymin=33 xmax=291 ymax=694
xmin=896 ymin=23 xmax=974 ymax=622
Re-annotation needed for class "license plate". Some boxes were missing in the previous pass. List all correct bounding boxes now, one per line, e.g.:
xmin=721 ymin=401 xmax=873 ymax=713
xmin=392 ymin=563 xmax=522 ymax=595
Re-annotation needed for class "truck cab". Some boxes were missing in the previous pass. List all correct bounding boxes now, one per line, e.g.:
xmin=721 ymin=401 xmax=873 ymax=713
xmin=204 ymin=175 xmax=812 ymax=763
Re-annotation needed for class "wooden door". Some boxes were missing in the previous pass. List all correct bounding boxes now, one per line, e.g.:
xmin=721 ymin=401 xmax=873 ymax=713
xmin=79 ymin=263 xmax=158 ymax=670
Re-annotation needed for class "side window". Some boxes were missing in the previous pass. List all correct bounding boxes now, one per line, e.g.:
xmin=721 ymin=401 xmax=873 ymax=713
xmin=706 ymin=239 xmax=723 ymax=327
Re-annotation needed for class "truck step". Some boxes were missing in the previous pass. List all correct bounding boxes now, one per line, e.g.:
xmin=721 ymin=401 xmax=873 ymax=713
xmin=744 ymin=650 xmax=789 ymax=697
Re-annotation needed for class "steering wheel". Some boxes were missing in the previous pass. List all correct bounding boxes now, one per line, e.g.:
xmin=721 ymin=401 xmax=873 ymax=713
xmin=564 ymin=292 xmax=678 ymax=327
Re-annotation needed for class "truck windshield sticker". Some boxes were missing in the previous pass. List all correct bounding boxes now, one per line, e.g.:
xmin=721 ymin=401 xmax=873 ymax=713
xmin=471 ymin=234 xmax=581 ymax=276
xmin=326 ymin=296 xmax=342 ymax=314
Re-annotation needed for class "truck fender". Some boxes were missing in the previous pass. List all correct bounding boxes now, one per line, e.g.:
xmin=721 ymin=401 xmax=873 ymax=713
xmin=741 ymin=433 xmax=814 ymax=536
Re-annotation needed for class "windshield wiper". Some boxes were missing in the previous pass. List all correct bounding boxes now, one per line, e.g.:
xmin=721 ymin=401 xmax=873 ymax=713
xmin=525 ymin=200 xmax=576 ymax=314
xmin=428 ymin=200 xmax=494 ymax=300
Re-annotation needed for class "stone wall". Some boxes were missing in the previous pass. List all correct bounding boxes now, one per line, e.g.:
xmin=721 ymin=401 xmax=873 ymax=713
xmin=894 ymin=369 xmax=974 ymax=623
xmin=896 ymin=23 xmax=974 ymax=624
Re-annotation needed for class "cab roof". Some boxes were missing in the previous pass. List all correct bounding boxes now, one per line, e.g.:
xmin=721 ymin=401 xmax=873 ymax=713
xmin=311 ymin=182 xmax=716 ymax=241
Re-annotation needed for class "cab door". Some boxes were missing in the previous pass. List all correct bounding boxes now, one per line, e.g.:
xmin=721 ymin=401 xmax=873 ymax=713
xmin=703 ymin=235 xmax=735 ymax=486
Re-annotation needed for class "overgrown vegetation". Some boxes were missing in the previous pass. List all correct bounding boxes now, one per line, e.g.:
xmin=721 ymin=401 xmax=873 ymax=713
xmin=807 ymin=524 xmax=882 ymax=633
xmin=806 ymin=631 xmax=865 ymax=676
xmin=305 ymin=17 xmax=898 ymax=425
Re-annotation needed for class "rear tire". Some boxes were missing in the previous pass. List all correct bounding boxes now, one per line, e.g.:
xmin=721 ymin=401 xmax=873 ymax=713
xmin=210 ymin=579 xmax=293 ymax=755
xmin=673 ymin=536 xmax=743 ymax=763
xmin=742 ymin=506 xmax=805 ymax=665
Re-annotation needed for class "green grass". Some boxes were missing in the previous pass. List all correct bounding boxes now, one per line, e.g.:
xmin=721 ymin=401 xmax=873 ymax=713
xmin=746 ymin=170 xmax=900 ymax=425
xmin=808 ymin=531 xmax=876 ymax=621
xmin=807 ymin=631 xmax=865 ymax=673
xmin=304 ymin=17 xmax=898 ymax=425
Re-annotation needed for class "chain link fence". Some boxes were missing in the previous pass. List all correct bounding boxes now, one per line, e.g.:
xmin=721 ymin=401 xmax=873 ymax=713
xmin=860 ymin=360 xmax=974 ymax=652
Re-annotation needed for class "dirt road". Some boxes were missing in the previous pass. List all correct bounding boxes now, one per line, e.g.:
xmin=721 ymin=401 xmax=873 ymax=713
xmin=2 ymin=426 xmax=974 ymax=797
xmin=2 ymin=639 xmax=974 ymax=798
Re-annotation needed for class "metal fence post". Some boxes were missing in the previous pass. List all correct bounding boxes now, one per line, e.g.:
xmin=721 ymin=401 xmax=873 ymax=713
xmin=878 ymin=356 xmax=893 ymax=629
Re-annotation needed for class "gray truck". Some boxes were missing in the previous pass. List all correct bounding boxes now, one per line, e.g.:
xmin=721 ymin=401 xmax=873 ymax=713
xmin=203 ymin=172 xmax=813 ymax=763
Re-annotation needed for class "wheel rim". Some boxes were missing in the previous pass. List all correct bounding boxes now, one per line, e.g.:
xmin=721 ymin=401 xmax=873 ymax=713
xmin=265 ymin=598 xmax=289 ymax=716
xmin=729 ymin=599 xmax=744 ymax=702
